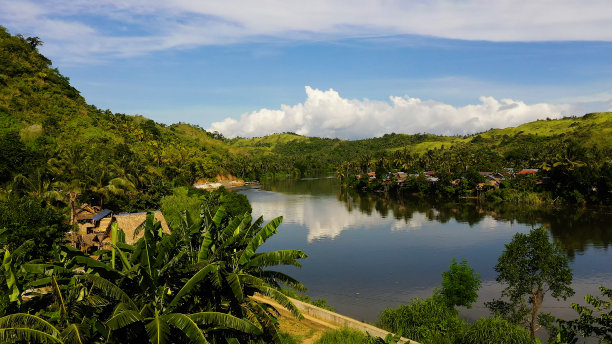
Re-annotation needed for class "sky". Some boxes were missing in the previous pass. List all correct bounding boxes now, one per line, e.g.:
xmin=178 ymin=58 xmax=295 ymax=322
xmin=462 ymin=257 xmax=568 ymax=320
xmin=2 ymin=0 xmax=612 ymax=139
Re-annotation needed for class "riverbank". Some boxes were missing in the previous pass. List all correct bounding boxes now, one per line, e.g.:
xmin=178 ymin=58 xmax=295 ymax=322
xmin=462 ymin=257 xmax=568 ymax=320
xmin=193 ymin=174 xmax=259 ymax=190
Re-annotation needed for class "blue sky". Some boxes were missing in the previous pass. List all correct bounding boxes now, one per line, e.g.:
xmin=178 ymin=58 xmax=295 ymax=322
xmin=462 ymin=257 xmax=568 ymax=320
xmin=2 ymin=1 xmax=612 ymax=139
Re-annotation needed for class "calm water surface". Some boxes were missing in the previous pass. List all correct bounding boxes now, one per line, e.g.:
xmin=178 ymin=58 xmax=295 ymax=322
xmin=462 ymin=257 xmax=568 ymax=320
xmin=238 ymin=177 xmax=612 ymax=323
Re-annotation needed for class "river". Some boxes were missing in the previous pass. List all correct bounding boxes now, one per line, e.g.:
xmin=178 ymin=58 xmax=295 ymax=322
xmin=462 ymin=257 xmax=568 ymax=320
xmin=237 ymin=177 xmax=612 ymax=324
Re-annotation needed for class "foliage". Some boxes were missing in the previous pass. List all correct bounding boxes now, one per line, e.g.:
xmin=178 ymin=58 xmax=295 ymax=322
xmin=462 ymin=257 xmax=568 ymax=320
xmin=0 ymin=195 xmax=71 ymax=259
xmin=0 ymin=208 xmax=307 ymax=343
xmin=557 ymin=286 xmax=612 ymax=343
xmin=0 ymin=26 xmax=256 ymax=216
xmin=161 ymin=186 xmax=252 ymax=229
xmin=458 ymin=317 xmax=534 ymax=344
xmin=315 ymin=327 xmax=370 ymax=344
xmin=314 ymin=327 xmax=401 ymax=344
xmin=376 ymin=297 xmax=465 ymax=344
xmin=437 ymin=258 xmax=481 ymax=309
xmin=490 ymin=227 xmax=574 ymax=338
xmin=281 ymin=288 xmax=334 ymax=311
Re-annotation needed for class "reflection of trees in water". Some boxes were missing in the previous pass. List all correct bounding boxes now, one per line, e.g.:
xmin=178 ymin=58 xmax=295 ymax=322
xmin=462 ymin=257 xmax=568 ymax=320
xmin=337 ymin=187 xmax=612 ymax=257
xmin=261 ymin=177 xmax=338 ymax=196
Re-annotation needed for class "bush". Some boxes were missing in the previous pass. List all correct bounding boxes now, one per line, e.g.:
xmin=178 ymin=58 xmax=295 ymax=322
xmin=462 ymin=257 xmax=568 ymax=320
xmin=281 ymin=288 xmax=335 ymax=311
xmin=315 ymin=327 xmax=369 ymax=344
xmin=377 ymin=297 xmax=465 ymax=344
xmin=0 ymin=195 xmax=72 ymax=259
xmin=458 ymin=317 xmax=533 ymax=344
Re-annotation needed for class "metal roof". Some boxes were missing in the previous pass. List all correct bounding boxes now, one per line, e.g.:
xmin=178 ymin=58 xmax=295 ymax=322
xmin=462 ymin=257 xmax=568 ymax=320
xmin=91 ymin=209 xmax=112 ymax=222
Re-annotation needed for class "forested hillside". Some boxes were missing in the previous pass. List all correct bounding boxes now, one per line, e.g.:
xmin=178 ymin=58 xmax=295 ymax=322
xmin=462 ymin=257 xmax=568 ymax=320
xmin=231 ymin=113 xmax=612 ymax=179
xmin=0 ymin=26 xmax=251 ymax=211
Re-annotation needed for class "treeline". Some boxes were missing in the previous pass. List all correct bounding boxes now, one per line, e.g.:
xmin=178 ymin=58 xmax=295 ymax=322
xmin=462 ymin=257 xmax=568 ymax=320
xmin=339 ymin=135 xmax=612 ymax=205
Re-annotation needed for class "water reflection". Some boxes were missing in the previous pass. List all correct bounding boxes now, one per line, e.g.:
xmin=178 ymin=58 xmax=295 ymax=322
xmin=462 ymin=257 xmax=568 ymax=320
xmin=239 ymin=178 xmax=612 ymax=322
xmin=254 ymin=178 xmax=612 ymax=255
xmin=338 ymin=187 xmax=612 ymax=258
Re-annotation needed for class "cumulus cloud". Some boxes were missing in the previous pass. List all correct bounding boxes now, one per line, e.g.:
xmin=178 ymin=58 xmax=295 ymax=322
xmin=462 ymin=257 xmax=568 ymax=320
xmin=209 ymin=86 xmax=572 ymax=139
xmin=2 ymin=0 xmax=612 ymax=61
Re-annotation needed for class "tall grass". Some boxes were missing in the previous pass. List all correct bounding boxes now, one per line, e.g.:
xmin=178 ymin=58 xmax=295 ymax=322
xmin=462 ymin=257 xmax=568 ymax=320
xmin=377 ymin=297 xmax=465 ymax=344
xmin=458 ymin=317 xmax=533 ymax=344
xmin=314 ymin=327 xmax=370 ymax=344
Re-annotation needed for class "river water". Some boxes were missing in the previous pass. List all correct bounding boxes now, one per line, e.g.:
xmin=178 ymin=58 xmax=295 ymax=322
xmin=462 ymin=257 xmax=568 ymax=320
xmin=238 ymin=177 xmax=612 ymax=324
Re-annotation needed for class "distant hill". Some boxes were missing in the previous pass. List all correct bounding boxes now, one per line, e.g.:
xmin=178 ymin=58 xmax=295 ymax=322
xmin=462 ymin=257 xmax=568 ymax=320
xmin=230 ymin=113 xmax=612 ymax=175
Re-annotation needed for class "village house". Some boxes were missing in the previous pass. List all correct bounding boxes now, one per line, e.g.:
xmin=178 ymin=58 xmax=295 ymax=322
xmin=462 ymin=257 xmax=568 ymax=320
xmin=69 ymin=204 xmax=170 ymax=253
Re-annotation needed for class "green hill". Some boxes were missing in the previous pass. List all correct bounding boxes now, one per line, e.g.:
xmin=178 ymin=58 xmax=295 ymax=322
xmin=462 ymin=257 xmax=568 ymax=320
xmin=2 ymin=24 xmax=611 ymax=207
xmin=0 ymin=26 xmax=249 ymax=212
xmin=230 ymin=113 xmax=612 ymax=176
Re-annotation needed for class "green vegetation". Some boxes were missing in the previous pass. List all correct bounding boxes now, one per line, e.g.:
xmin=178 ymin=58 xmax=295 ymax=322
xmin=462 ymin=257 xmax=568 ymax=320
xmin=314 ymin=327 xmax=371 ymax=344
xmin=488 ymin=227 xmax=574 ymax=338
xmin=2 ymin=25 xmax=612 ymax=344
xmin=281 ymin=287 xmax=335 ymax=311
xmin=377 ymin=297 xmax=466 ymax=344
xmin=458 ymin=317 xmax=533 ymax=344
xmin=0 ymin=195 xmax=71 ymax=259
xmin=313 ymin=327 xmax=401 ymax=344
xmin=556 ymin=286 xmax=612 ymax=343
xmin=437 ymin=258 xmax=482 ymax=309
xmin=0 ymin=207 xmax=307 ymax=343
xmin=0 ymin=26 xmax=256 ymax=216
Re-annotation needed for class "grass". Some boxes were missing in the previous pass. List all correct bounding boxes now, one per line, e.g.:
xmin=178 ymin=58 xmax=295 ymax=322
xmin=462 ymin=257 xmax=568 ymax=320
xmin=314 ymin=327 xmax=370 ymax=344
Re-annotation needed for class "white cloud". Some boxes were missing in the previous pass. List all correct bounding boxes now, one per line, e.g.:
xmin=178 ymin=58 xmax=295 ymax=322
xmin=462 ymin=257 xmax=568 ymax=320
xmin=209 ymin=86 xmax=572 ymax=139
xmin=2 ymin=0 xmax=612 ymax=61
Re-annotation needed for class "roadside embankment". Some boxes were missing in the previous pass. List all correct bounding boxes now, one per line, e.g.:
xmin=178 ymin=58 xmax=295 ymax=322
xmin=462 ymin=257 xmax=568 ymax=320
xmin=251 ymin=294 xmax=419 ymax=344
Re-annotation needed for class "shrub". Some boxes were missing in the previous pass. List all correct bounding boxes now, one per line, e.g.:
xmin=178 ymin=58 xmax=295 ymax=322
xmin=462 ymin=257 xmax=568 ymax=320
xmin=315 ymin=327 xmax=369 ymax=344
xmin=377 ymin=297 xmax=465 ymax=344
xmin=458 ymin=317 xmax=533 ymax=344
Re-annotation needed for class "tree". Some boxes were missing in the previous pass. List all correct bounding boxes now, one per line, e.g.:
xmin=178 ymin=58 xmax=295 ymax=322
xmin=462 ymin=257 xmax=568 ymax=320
xmin=557 ymin=286 xmax=612 ymax=343
xmin=438 ymin=258 xmax=481 ymax=309
xmin=492 ymin=227 xmax=574 ymax=338
xmin=0 ymin=195 xmax=72 ymax=259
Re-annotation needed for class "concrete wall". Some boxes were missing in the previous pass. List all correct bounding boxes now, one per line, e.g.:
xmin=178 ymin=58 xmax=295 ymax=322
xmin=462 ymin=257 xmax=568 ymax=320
xmin=252 ymin=294 xmax=419 ymax=344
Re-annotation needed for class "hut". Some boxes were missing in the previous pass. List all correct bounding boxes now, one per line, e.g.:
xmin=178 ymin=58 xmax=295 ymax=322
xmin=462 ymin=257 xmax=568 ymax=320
xmin=112 ymin=211 xmax=171 ymax=244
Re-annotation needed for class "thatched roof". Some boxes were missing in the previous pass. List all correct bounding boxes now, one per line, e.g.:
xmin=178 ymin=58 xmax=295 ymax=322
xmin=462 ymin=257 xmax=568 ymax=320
xmin=74 ymin=204 xmax=102 ymax=222
xmin=113 ymin=211 xmax=170 ymax=244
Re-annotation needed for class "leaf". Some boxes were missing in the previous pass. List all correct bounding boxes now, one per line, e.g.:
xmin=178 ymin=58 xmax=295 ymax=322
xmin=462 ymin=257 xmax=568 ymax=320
xmin=255 ymin=270 xmax=307 ymax=292
xmin=60 ymin=323 xmax=86 ymax=344
xmin=0 ymin=313 xmax=61 ymax=340
xmin=145 ymin=311 xmax=170 ymax=344
xmin=190 ymin=312 xmax=262 ymax=335
xmin=238 ymin=217 xmax=283 ymax=266
xmin=163 ymin=313 xmax=209 ymax=344
xmin=247 ymin=250 xmax=307 ymax=269
xmin=84 ymin=274 xmax=137 ymax=310
xmin=211 ymin=206 xmax=226 ymax=228
xmin=247 ymin=279 xmax=303 ymax=320
xmin=110 ymin=244 xmax=132 ymax=271
xmin=0 ymin=328 xmax=63 ymax=343
xmin=51 ymin=275 xmax=67 ymax=318
xmin=170 ymin=264 xmax=218 ymax=307
xmin=226 ymin=273 xmax=244 ymax=302
xmin=106 ymin=310 xmax=143 ymax=330
xmin=2 ymin=250 xmax=20 ymax=304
